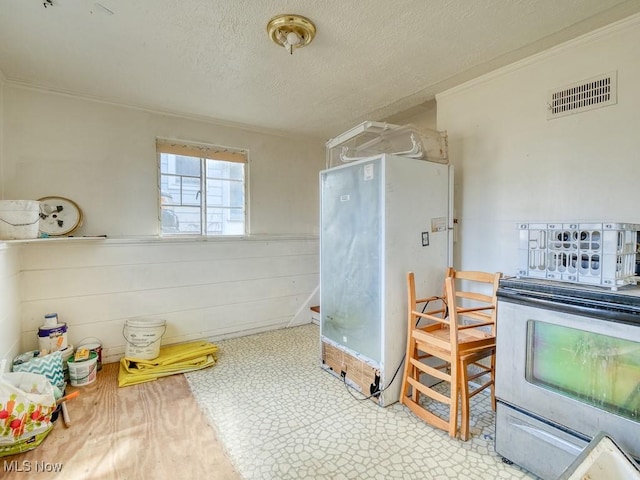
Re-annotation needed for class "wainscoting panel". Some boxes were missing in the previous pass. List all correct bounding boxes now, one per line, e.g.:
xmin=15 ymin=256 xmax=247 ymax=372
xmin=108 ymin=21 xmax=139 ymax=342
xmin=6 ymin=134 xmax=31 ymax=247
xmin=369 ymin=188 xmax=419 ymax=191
xmin=19 ymin=237 xmax=319 ymax=363
xmin=0 ymin=245 xmax=21 ymax=370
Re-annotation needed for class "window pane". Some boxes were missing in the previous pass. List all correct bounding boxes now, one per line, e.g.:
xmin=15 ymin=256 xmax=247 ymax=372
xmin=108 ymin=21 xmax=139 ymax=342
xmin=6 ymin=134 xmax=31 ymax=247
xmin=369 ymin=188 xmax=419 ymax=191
xmin=206 ymin=160 xmax=224 ymax=178
xmin=161 ymin=206 xmax=180 ymax=234
xmin=229 ymin=180 xmax=244 ymax=208
xmin=175 ymin=155 xmax=201 ymax=176
xmin=159 ymin=152 xmax=202 ymax=234
xmin=160 ymin=148 xmax=245 ymax=236
xmin=206 ymin=159 xmax=244 ymax=180
xmin=206 ymin=178 xmax=225 ymax=207
xmin=171 ymin=206 xmax=201 ymax=234
xmin=228 ymin=206 xmax=244 ymax=223
xmin=161 ymin=175 xmax=181 ymax=202
xmin=205 ymin=208 xmax=224 ymax=235
xmin=206 ymin=207 xmax=244 ymax=235
xmin=160 ymin=178 xmax=177 ymax=206
xmin=229 ymin=163 xmax=244 ymax=181
xmin=159 ymin=154 xmax=171 ymax=174
xmin=180 ymin=176 xmax=201 ymax=206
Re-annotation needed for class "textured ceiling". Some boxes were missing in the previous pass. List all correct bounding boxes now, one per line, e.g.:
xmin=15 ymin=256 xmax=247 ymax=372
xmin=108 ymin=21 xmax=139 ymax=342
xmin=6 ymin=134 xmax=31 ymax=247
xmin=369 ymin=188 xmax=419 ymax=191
xmin=1 ymin=0 xmax=639 ymax=140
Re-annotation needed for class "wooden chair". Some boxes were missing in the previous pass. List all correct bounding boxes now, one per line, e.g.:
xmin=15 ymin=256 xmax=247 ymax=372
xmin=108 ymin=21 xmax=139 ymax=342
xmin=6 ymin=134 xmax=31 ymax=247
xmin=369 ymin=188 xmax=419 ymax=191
xmin=400 ymin=268 xmax=502 ymax=440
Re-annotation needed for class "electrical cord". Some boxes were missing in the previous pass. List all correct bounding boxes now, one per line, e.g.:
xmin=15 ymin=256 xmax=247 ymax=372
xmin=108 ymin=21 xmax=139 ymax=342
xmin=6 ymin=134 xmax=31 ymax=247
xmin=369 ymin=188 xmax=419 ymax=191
xmin=342 ymin=355 xmax=405 ymax=402
xmin=342 ymin=296 xmax=445 ymax=402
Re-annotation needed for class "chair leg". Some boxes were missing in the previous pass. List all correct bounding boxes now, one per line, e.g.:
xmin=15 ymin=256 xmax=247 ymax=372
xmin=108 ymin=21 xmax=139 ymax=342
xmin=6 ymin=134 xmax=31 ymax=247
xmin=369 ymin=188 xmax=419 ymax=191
xmin=459 ymin=358 xmax=470 ymax=441
xmin=410 ymin=346 xmax=422 ymax=404
xmin=400 ymin=336 xmax=416 ymax=405
xmin=449 ymin=358 xmax=459 ymax=439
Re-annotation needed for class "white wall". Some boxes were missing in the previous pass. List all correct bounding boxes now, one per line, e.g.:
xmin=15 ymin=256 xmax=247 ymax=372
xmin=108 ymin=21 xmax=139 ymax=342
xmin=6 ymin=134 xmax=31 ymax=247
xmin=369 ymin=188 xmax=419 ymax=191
xmin=2 ymin=86 xmax=324 ymax=236
xmin=0 ymin=72 xmax=21 ymax=372
xmin=436 ymin=14 xmax=640 ymax=275
xmin=0 ymin=245 xmax=21 ymax=371
xmin=1 ymin=86 xmax=325 ymax=362
xmin=0 ymin=69 xmax=3 ymax=199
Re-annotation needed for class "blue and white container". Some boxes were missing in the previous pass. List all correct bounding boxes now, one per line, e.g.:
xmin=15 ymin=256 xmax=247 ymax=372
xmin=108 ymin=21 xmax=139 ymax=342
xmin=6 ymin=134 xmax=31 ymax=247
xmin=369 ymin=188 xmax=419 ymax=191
xmin=38 ymin=322 xmax=68 ymax=352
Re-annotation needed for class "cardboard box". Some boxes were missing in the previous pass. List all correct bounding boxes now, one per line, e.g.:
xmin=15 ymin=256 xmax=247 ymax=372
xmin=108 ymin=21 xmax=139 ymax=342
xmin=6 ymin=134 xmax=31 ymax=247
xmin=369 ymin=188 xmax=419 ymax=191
xmin=321 ymin=339 xmax=380 ymax=402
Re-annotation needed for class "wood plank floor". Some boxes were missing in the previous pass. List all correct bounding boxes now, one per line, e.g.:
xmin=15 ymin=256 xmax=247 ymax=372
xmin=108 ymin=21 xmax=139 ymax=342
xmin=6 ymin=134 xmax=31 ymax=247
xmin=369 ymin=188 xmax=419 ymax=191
xmin=2 ymin=363 xmax=240 ymax=480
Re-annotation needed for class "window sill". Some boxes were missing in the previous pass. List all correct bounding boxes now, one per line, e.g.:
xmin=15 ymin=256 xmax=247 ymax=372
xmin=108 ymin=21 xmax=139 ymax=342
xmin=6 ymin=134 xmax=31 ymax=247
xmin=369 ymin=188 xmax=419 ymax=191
xmin=0 ymin=235 xmax=108 ymax=244
xmin=1 ymin=234 xmax=318 ymax=247
xmin=144 ymin=234 xmax=319 ymax=243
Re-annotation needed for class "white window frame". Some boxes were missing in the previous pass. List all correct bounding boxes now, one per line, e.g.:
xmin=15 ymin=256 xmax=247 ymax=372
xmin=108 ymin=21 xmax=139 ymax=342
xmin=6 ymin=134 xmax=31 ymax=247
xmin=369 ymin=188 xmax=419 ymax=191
xmin=156 ymin=139 xmax=248 ymax=237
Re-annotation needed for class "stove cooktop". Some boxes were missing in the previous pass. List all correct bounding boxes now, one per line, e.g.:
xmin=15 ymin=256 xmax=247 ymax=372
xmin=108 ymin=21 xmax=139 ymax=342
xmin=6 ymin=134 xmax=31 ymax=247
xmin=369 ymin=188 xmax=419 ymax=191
xmin=498 ymin=276 xmax=640 ymax=324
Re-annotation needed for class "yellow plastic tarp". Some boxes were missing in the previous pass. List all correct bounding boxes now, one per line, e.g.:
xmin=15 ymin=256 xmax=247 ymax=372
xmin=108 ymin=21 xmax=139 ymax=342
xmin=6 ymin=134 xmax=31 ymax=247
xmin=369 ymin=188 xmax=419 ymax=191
xmin=118 ymin=341 xmax=218 ymax=388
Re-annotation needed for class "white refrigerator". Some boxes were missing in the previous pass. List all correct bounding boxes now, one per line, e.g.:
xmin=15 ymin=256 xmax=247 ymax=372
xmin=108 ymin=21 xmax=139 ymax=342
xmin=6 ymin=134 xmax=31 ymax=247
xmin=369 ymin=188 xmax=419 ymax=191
xmin=320 ymin=153 xmax=453 ymax=406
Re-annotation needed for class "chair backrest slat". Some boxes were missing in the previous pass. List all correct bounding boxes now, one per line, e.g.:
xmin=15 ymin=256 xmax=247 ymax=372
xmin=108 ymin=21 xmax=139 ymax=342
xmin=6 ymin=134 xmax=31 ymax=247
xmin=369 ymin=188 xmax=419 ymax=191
xmin=444 ymin=269 xmax=502 ymax=341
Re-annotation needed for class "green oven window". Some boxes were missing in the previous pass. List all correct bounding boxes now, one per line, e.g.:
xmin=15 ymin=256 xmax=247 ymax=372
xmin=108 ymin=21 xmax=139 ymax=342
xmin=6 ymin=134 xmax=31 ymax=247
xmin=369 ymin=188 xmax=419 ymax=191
xmin=526 ymin=320 xmax=640 ymax=421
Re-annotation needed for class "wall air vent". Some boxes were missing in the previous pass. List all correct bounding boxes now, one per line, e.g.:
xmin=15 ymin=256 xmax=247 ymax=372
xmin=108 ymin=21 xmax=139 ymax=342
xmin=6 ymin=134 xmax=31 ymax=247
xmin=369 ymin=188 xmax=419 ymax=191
xmin=547 ymin=71 xmax=617 ymax=120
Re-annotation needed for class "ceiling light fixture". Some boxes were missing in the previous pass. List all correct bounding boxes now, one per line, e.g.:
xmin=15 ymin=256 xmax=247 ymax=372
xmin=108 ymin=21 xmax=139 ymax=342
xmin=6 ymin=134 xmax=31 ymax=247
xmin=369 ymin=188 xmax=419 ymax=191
xmin=267 ymin=14 xmax=316 ymax=55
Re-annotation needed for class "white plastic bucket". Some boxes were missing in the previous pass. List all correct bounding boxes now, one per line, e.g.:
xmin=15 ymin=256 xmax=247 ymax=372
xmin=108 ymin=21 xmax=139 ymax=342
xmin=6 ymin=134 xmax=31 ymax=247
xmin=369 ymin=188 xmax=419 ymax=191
xmin=67 ymin=351 xmax=98 ymax=386
xmin=0 ymin=200 xmax=41 ymax=240
xmin=78 ymin=337 xmax=103 ymax=371
xmin=123 ymin=318 xmax=167 ymax=360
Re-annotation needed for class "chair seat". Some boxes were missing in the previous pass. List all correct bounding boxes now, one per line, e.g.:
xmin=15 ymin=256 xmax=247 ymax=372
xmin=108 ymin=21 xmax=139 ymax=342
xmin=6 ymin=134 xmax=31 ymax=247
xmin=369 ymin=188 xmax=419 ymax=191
xmin=416 ymin=326 xmax=494 ymax=345
xmin=413 ymin=327 xmax=495 ymax=358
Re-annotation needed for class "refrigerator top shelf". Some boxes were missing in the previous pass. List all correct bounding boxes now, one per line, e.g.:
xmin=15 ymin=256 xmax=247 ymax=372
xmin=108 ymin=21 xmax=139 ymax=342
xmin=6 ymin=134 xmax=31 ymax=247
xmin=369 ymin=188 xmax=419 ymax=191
xmin=325 ymin=121 xmax=394 ymax=149
xmin=325 ymin=121 xmax=448 ymax=168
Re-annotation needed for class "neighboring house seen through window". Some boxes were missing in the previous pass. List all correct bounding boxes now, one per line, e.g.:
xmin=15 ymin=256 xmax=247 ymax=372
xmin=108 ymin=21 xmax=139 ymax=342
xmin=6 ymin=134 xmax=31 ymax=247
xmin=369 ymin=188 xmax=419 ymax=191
xmin=157 ymin=139 xmax=247 ymax=236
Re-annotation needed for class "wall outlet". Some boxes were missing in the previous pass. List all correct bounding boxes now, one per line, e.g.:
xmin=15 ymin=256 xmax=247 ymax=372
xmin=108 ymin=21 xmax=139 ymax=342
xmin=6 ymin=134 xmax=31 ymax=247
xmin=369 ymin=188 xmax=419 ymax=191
xmin=422 ymin=232 xmax=429 ymax=246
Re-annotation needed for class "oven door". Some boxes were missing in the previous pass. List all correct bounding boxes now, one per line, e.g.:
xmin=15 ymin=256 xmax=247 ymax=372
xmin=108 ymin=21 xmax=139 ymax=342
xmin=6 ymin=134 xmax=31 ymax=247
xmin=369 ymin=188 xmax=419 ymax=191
xmin=496 ymin=297 xmax=640 ymax=460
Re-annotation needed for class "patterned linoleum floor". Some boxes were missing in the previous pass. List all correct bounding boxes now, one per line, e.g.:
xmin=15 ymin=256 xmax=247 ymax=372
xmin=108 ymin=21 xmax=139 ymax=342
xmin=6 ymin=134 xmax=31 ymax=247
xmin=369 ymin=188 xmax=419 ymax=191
xmin=186 ymin=324 xmax=538 ymax=480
